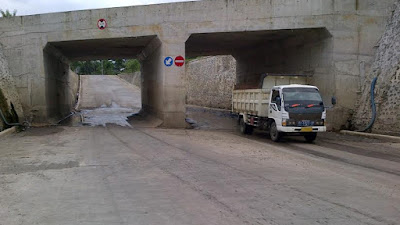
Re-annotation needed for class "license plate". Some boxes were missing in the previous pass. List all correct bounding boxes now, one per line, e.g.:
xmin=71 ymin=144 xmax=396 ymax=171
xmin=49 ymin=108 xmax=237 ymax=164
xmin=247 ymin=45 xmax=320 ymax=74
xmin=301 ymin=127 xmax=313 ymax=132
xmin=298 ymin=120 xmax=312 ymax=126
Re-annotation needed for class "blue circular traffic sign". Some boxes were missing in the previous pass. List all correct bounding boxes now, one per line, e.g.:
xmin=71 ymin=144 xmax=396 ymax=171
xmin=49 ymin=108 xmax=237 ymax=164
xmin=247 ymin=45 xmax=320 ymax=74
xmin=164 ymin=57 xmax=173 ymax=67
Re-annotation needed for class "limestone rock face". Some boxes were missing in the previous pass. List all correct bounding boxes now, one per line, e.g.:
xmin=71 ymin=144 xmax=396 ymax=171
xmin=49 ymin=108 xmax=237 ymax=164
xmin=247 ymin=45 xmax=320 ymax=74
xmin=353 ymin=1 xmax=400 ymax=135
xmin=0 ymin=46 xmax=23 ymax=128
xmin=185 ymin=56 xmax=236 ymax=110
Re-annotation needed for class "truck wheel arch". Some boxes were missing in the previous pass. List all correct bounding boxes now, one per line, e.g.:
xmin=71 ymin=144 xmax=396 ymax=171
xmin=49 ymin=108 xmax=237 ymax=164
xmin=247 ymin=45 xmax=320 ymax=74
xmin=267 ymin=118 xmax=275 ymax=128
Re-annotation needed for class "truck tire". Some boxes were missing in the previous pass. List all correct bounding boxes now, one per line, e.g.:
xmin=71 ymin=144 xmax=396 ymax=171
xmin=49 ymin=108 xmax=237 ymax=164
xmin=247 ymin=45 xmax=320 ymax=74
xmin=240 ymin=118 xmax=253 ymax=135
xmin=304 ymin=133 xmax=317 ymax=143
xmin=269 ymin=121 xmax=281 ymax=142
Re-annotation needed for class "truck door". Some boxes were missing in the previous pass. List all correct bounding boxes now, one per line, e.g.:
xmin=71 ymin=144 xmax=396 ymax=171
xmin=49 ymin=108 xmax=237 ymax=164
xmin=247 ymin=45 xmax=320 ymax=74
xmin=269 ymin=89 xmax=282 ymax=120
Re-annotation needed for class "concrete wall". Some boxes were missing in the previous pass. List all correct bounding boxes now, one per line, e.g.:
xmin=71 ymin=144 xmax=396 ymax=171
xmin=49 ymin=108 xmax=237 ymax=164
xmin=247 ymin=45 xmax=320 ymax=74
xmin=353 ymin=1 xmax=400 ymax=135
xmin=44 ymin=45 xmax=79 ymax=123
xmin=118 ymin=72 xmax=141 ymax=87
xmin=235 ymin=29 xmax=333 ymax=103
xmin=186 ymin=56 xmax=236 ymax=109
xmin=0 ymin=0 xmax=396 ymax=128
xmin=141 ymin=38 xmax=164 ymax=120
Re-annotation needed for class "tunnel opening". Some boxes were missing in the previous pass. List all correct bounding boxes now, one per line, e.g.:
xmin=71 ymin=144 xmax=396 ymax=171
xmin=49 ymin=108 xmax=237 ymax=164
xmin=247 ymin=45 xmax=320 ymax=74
xmin=43 ymin=36 xmax=157 ymax=126
xmin=185 ymin=28 xmax=332 ymax=129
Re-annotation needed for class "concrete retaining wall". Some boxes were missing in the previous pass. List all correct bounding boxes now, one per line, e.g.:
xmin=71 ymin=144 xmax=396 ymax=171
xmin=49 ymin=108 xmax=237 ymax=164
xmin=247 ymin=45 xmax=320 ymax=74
xmin=117 ymin=72 xmax=141 ymax=87
xmin=44 ymin=45 xmax=79 ymax=123
xmin=353 ymin=1 xmax=400 ymax=135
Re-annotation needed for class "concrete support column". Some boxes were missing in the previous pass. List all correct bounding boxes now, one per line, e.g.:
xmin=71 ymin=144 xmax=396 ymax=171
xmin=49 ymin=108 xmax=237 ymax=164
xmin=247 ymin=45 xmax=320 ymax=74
xmin=141 ymin=34 xmax=188 ymax=128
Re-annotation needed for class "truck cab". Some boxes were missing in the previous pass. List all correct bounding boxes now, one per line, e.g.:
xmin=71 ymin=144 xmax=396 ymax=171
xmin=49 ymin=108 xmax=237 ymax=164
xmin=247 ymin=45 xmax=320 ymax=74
xmin=268 ymin=85 xmax=326 ymax=142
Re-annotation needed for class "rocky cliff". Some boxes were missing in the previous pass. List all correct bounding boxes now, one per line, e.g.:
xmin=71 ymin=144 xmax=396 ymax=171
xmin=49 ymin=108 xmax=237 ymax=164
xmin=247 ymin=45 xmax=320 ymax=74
xmin=353 ymin=0 xmax=400 ymax=135
xmin=185 ymin=56 xmax=236 ymax=109
xmin=0 ymin=45 xmax=23 ymax=130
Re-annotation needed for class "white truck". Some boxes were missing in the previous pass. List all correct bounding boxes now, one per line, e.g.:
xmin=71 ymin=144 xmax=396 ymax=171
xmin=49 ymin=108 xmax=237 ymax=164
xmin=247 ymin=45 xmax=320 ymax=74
xmin=232 ymin=74 xmax=327 ymax=142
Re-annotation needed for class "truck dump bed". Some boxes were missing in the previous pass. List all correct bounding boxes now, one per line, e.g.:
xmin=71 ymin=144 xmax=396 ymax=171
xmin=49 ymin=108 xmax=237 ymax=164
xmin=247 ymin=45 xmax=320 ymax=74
xmin=232 ymin=74 xmax=311 ymax=117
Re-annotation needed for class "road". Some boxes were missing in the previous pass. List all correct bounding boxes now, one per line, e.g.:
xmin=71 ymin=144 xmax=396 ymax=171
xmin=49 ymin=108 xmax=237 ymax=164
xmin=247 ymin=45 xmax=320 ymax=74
xmin=0 ymin=75 xmax=399 ymax=225
xmin=79 ymin=75 xmax=141 ymax=127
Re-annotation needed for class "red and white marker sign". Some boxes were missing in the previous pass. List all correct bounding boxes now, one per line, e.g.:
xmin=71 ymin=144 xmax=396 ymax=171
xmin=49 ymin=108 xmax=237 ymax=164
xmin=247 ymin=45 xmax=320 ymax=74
xmin=175 ymin=56 xmax=185 ymax=67
xmin=97 ymin=19 xmax=107 ymax=30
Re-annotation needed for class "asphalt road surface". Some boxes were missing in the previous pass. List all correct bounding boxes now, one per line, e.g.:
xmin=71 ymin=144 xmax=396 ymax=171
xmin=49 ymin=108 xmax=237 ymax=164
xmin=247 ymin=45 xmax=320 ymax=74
xmin=0 ymin=75 xmax=399 ymax=225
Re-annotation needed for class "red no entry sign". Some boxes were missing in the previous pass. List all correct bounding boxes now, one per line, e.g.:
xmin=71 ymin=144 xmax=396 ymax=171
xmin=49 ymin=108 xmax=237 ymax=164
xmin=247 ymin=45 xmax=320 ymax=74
xmin=97 ymin=19 xmax=107 ymax=30
xmin=175 ymin=56 xmax=185 ymax=67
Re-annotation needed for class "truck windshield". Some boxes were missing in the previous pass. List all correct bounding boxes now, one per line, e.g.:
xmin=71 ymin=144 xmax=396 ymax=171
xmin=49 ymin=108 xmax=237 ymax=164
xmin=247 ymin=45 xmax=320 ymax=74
xmin=282 ymin=88 xmax=323 ymax=104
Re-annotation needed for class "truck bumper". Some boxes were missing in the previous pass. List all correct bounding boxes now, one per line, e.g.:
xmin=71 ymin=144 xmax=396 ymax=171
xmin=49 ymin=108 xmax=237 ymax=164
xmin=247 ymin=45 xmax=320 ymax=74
xmin=277 ymin=126 xmax=326 ymax=133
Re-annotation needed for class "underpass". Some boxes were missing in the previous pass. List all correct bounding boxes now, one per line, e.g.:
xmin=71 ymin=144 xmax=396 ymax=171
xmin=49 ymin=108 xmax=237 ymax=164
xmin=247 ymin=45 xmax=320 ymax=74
xmin=1 ymin=1 xmax=400 ymax=224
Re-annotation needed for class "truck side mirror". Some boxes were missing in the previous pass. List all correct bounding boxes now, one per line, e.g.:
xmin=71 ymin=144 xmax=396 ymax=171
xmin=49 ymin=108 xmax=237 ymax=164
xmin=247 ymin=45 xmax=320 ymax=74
xmin=331 ymin=96 xmax=337 ymax=105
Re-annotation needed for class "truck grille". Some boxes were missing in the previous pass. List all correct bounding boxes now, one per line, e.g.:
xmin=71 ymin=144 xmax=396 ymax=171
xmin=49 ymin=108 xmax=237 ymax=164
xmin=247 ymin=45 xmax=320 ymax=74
xmin=289 ymin=113 xmax=322 ymax=127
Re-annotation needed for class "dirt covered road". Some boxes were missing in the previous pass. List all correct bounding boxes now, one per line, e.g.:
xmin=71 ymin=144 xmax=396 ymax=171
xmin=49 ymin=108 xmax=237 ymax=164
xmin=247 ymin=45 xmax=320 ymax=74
xmin=1 ymin=75 xmax=399 ymax=225
xmin=1 ymin=125 xmax=400 ymax=225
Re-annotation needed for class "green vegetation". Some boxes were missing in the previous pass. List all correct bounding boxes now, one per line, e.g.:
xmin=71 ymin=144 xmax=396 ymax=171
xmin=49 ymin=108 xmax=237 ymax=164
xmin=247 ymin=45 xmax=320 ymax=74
xmin=0 ymin=88 xmax=18 ymax=130
xmin=70 ymin=59 xmax=141 ymax=75
xmin=186 ymin=57 xmax=201 ymax=62
xmin=0 ymin=9 xmax=17 ymax=18
xmin=124 ymin=59 xmax=141 ymax=73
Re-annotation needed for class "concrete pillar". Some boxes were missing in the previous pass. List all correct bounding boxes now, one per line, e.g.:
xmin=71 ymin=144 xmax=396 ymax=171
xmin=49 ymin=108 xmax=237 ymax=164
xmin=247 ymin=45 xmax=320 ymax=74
xmin=141 ymin=35 xmax=188 ymax=128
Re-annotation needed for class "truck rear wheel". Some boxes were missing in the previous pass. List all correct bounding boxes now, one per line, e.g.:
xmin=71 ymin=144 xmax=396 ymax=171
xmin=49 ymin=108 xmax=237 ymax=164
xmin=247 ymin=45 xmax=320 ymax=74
xmin=270 ymin=121 xmax=282 ymax=142
xmin=304 ymin=133 xmax=317 ymax=143
xmin=240 ymin=118 xmax=253 ymax=135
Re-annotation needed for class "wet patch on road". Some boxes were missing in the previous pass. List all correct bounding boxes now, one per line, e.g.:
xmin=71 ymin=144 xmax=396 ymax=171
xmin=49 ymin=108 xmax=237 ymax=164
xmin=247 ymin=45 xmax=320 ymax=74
xmin=81 ymin=102 xmax=140 ymax=127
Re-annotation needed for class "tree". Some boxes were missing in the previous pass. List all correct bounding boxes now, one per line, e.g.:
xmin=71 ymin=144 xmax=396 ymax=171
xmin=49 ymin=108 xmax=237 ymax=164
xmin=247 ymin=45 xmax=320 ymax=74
xmin=0 ymin=9 xmax=17 ymax=18
xmin=125 ymin=59 xmax=141 ymax=73
xmin=70 ymin=59 xmax=141 ymax=75
xmin=114 ymin=59 xmax=125 ymax=74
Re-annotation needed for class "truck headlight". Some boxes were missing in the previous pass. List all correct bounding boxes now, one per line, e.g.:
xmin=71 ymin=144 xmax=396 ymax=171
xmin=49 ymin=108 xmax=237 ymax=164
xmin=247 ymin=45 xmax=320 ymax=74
xmin=289 ymin=120 xmax=297 ymax=126
xmin=282 ymin=119 xmax=296 ymax=126
xmin=315 ymin=119 xmax=324 ymax=126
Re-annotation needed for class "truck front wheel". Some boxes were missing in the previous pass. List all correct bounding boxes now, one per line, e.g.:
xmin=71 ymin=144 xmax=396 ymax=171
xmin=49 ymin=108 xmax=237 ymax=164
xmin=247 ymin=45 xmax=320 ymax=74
xmin=304 ymin=133 xmax=317 ymax=143
xmin=270 ymin=121 xmax=282 ymax=142
xmin=240 ymin=118 xmax=253 ymax=135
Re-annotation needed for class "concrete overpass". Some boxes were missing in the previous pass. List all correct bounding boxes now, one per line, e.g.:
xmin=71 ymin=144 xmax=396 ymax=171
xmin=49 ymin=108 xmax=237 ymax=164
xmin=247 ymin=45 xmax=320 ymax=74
xmin=0 ymin=0 xmax=395 ymax=128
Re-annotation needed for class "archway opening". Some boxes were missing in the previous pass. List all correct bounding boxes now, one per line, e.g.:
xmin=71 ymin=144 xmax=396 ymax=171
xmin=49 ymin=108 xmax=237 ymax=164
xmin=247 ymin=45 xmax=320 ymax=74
xmin=185 ymin=28 xmax=332 ymax=130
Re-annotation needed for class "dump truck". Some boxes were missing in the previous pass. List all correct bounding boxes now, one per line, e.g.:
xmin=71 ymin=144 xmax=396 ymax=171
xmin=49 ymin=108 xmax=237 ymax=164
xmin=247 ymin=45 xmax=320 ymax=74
xmin=232 ymin=74 xmax=327 ymax=142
